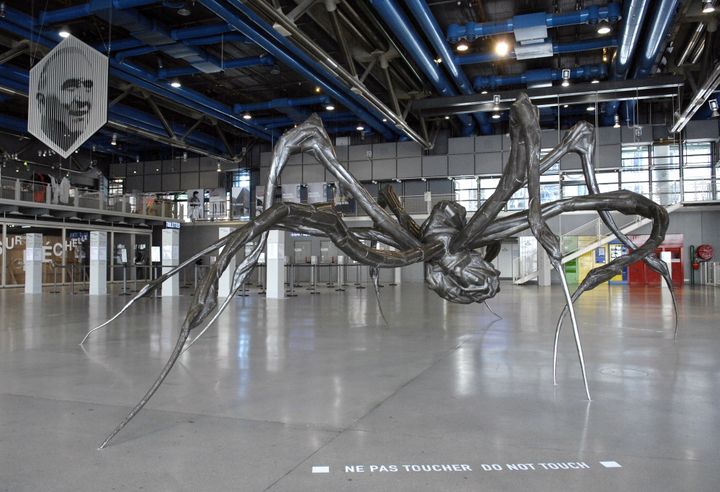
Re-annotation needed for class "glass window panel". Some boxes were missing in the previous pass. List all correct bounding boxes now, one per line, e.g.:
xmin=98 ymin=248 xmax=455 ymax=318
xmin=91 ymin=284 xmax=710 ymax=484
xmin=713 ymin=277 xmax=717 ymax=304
xmin=621 ymin=169 xmax=649 ymax=182
xmin=598 ymin=183 xmax=619 ymax=193
xmin=623 ymin=182 xmax=649 ymax=194
xmin=562 ymin=184 xmax=587 ymax=197
xmin=507 ymin=187 xmax=528 ymax=210
xmin=652 ymin=168 xmax=680 ymax=182
xmin=622 ymin=145 xmax=650 ymax=169
xmin=540 ymin=183 xmax=560 ymax=203
xmin=684 ymin=168 xmax=711 ymax=180
xmin=596 ymin=171 xmax=619 ymax=184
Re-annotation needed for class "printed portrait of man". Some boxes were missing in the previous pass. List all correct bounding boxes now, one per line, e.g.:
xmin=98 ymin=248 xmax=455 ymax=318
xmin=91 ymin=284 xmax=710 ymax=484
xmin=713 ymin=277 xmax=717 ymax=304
xmin=28 ymin=36 xmax=108 ymax=158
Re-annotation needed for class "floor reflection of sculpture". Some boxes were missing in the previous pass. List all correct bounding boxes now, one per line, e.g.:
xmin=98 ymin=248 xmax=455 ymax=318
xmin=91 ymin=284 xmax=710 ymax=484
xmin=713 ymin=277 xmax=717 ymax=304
xmin=83 ymin=94 xmax=676 ymax=449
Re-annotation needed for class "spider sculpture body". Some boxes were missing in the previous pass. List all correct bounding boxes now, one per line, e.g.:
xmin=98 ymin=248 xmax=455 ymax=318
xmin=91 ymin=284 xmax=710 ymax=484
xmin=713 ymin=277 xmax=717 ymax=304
xmin=84 ymin=94 xmax=675 ymax=449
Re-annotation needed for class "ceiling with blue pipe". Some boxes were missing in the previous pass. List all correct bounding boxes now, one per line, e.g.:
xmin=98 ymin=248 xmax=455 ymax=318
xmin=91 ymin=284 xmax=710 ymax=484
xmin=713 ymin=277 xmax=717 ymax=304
xmin=0 ymin=0 xmax=716 ymax=168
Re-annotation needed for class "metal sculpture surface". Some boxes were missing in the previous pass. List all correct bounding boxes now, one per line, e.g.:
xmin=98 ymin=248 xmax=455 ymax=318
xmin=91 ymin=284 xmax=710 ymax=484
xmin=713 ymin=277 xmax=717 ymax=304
xmin=84 ymin=94 xmax=675 ymax=448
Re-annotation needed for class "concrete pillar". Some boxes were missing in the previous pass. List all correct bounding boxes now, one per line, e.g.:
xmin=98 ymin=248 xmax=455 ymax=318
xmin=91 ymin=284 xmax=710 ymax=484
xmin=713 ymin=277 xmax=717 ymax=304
xmin=162 ymin=229 xmax=180 ymax=296
xmin=89 ymin=231 xmax=108 ymax=295
xmin=24 ymin=233 xmax=43 ymax=295
xmin=218 ymin=227 xmax=236 ymax=298
xmin=265 ymin=230 xmax=285 ymax=299
xmin=537 ymin=247 xmax=552 ymax=287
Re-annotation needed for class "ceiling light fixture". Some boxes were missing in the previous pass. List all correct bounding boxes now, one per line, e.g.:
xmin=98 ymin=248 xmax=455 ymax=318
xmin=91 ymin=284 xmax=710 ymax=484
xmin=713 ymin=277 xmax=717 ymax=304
xmin=586 ymin=105 xmax=596 ymax=112
xmin=444 ymin=115 xmax=450 ymax=120
xmin=596 ymin=21 xmax=611 ymax=35
xmin=325 ymin=104 xmax=335 ymax=111
xmin=709 ymin=99 xmax=720 ymax=118
xmin=314 ymin=86 xmax=322 ymax=93
xmin=170 ymin=79 xmax=181 ymax=88
xmin=492 ymin=94 xmax=501 ymax=111
xmin=563 ymin=104 xmax=569 ymax=108
xmin=455 ymin=39 xmax=469 ymax=52
xmin=613 ymin=114 xmax=621 ymax=128
xmin=494 ymin=39 xmax=510 ymax=57
xmin=492 ymin=112 xmax=501 ymax=120
xmin=434 ymin=57 xmax=442 ymax=64
xmin=177 ymin=3 xmax=192 ymax=16
xmin=702 ymin=0 xmax=715 ymax=13
xmin=111 ymin=133 xmax=117 ymax=146
xmin=591 ymin=79 xmax=600 ymax=84
xmin=356 ymin=124 xmax=365 ymax=131
xmin=382 ymin=118 xmax=388 ymax=122
xmin=58 ymin=26 xmax=71 ymax=38
xmin=242 ymin=112 xmax=252 ymax=120
xmin=561 ymin=68 xmax=571 ymax=87
xmin=481 ymin=90 xmax=488 ymax=95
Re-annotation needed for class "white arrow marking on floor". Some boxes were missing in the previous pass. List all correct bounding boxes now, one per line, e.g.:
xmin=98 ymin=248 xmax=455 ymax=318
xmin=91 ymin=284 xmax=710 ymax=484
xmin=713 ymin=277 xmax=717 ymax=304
xmin=312 ymin=466 xmax=330 ymax=474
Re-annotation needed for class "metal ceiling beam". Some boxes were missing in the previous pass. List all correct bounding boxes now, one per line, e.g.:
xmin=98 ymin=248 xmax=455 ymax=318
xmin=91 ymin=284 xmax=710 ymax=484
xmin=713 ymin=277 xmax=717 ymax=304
xmin=412 ymin=76 xmax=684 ymax=117
xmin=235 ymin=0 xmax=430 ymax=146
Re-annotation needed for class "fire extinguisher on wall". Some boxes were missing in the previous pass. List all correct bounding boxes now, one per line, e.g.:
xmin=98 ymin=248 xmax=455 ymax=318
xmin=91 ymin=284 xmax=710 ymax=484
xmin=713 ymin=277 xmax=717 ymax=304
xmin=690 ymin=244 xmax=714 ymax=285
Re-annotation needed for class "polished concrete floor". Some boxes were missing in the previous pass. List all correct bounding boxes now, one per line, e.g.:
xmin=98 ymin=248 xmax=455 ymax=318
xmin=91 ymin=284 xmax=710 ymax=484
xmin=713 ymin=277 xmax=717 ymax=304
xmin=0 ymin=281 xmax=718 ymax=491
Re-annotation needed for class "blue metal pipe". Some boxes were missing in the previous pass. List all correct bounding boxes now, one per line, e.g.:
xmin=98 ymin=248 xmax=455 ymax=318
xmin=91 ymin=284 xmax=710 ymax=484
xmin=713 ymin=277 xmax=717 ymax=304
xmin=606 ymin=0 xmax=681 ymax=125
xmin=159 ymin=55 xmax=275 ymax=78
xmin=447 ymin=3 xmax=622 ymax=42
xmin=473 ymin=64 xmax=608 ymax=91
xmin=234 ymin=95 xmax=330 ymax=113
xmin=197 ymin=0 xmax=395 ymax=140
xmin=403 ymin=0 xmax=490 ymax=134
xmin=39 ymin=0 xmax=159 ymax=24
xmin=184 ymin=33 xmax=248 ymax=46
xmin=368 ymin=0 xmax=475 ymax=135
xmin=1 ymin=12 xmax=275 ymax=142
xmin=115 ymin=45 xmax=159 ymax=62
xmin=0 ymin=64 xmax=226 ymax=151
xmin=455 ymin=38 xmax=618 ymax=65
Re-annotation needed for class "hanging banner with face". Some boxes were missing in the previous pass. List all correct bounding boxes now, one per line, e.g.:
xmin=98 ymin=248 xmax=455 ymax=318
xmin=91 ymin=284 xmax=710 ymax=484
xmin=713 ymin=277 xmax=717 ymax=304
xmin=28 ymin=35 xmax=108 ymax=159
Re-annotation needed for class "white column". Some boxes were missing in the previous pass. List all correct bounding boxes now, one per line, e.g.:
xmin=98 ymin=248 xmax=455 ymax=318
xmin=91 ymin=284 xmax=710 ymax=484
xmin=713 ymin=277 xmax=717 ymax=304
xmin=89 ymin=231 xmax=108 ymax=295
xmin=218 ymin=227 xmax=236 ymax=298
xmin=265 ymin=230 xmax=285 ymax=299
xmin=537 ymin=248 xmax=552 ymax=287
xmin=337 ymin=256 xmax=345 ymax=285
xmin=24 ymin=233 xmax=43 ymax=295
xmin=162 ymin=229 xmax=180 ymax=296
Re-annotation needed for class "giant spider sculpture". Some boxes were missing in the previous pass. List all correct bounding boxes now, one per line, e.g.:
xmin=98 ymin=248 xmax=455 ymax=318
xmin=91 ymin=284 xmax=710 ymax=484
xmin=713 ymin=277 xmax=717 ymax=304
xmin=84 ymin=94 xmax=676 ymax=448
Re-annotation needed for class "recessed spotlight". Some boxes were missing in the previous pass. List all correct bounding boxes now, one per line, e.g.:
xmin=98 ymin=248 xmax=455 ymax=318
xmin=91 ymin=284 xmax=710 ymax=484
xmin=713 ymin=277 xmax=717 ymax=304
xmin=325 ymin=104 xmax=335 ymax=111
xmin=494 ymin=40 xmax=510 ymax=57
xmin=243 ymin=112 xmax=252 ymax=120
xmin=58 ymin=26 xmax=71 ymax=38
xmin=596 ymin=21 xmax=611 ymax=35
xmin=170 ymin=79 xmax=182 ymax=88
xmin=456 ymin=39 xmax=469 ymax=52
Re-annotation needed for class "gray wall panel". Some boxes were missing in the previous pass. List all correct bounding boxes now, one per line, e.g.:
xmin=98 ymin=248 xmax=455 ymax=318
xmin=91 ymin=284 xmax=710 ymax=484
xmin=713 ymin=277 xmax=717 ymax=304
xmin=428 ymin=179 xmax=452 ymax=194
xmin=109 ymin=163 xmax=125 ymax=178
xmin=372 ymin=159 xmax=397 ymax=180
xmin=281 ymin=166 xmax=303 ymax=183
xmin=422 ymin=155 xmax=448 ymax=176
xmin=125 ymin=175 xmax=143 ymax=192
xmin=448 ymin=136 xmax=474 ymax=154
xmin=349 ymin=161 xmax=372 ymax=181
xmin=598 ymin=127 xmax=621 ymax=145
xmin=198 ymin=157 xmax=217 ymax=171
xmin=686 ymin=120 xmax=719 ymax=140
xmin=303 ymin=163 xmax=325 ymax=183
xmin=541 ymin=129 xmax=560 ymax=148
xmin=162 ymin=173 xmax=180 ymax=191
xmin=372 ymin=142 xmax=396 ymax=159
xmin=560 ymin=152 xmax=582 ymax=171
xmin=475 ymin=134 xmax=502 ymax=152
xmin=199 ymin=171 xmax=219 ymax=189
xmin=404 ymin=180 xmax=426 ymax=195
xmin=181 ymin=158 xmax=199 ymax=173
xmin=397 ymin=157 xmax=421 ymax=178
xmin=143 ymin=174 xmax=162 ymax=191
xmin=180 ymin=173 xmax=199 ymax=189
xmin=349 ymin=144 xmax=372 ymax=161
xmin=126 ymin=163 xmax=142 ymax=176
xmin=449 ymin=154 xmax=475 ymax=176
xmin=260 ymin=151 xmax=273 ymax=166
xmin=143 ymin=160 xmax=161 ymax=175
xmin=162 ymin=159 xmax=180 ymax=173
xmin=396 ymin=141 xmax=421 ymax=157
xmin=475 ymin=152 xmax=503 ymax=174
xmin=597 ymin=144 xmax=621 ymax=169
xmin=335 ymin=146 xmax=349 ymax=162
